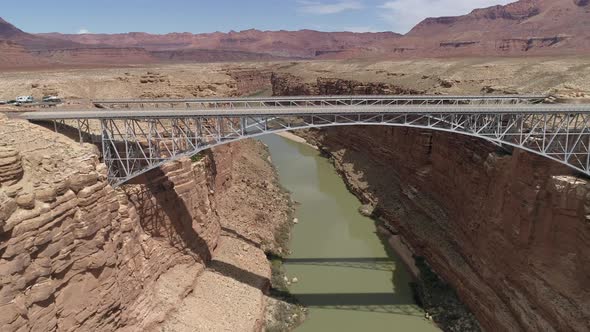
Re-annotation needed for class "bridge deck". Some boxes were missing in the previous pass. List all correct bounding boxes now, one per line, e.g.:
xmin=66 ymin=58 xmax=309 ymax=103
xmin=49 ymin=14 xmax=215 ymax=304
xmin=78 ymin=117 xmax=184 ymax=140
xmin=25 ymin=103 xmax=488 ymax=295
xmin=21 ymin=104 xmax=590 ymax=120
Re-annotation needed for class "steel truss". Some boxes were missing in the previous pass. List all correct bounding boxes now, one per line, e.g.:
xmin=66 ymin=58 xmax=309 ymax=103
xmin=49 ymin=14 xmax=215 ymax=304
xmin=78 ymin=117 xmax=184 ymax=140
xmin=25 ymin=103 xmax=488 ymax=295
xmin=94 ymin=95 xmax=546 ymax=110
xmin=21 ymin=95 xmax=590 ymax=186
xmin=97 ymin=109 xmax=590 ymax=186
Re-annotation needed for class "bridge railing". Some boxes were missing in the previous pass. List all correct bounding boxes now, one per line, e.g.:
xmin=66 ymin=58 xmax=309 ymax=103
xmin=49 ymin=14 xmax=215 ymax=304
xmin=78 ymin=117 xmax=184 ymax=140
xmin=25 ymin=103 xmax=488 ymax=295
xmin=93 ymin=95 xmax=548 ymax=110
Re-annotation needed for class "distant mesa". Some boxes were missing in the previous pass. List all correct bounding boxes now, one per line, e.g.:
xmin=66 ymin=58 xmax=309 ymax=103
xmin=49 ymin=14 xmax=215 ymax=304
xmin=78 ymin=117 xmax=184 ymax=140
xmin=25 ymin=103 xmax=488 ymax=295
xmin=0 ymin=16 xmax=27 ymax=38
xmin=0 ymin=0 xmax=589 ymax=68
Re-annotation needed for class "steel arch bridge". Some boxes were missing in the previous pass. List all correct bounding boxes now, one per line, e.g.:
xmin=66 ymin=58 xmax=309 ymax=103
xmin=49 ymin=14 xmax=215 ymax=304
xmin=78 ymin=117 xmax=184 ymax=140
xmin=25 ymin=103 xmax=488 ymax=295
xmin=21 ymin=95 xmax=590 ymax=187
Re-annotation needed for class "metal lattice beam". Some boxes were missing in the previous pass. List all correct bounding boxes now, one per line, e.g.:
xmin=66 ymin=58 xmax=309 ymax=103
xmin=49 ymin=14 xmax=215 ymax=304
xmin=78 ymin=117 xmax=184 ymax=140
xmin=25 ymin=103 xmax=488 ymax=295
xmin=21 ymin=95 xmax=590 ymax=186
xmin=93 ymin=95 xmax=547 ymax=109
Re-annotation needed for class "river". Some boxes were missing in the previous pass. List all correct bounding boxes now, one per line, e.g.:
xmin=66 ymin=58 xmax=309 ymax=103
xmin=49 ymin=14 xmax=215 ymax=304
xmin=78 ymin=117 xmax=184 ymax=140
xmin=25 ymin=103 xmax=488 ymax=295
xmin=260 ymin=134 xmax=439 ymax=332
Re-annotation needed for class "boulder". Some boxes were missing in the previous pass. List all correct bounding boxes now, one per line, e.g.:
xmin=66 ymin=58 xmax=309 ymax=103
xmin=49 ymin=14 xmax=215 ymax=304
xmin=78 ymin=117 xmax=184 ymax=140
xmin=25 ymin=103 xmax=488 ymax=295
xmin=358 ymin=204 xmax=375 ymax=217
xmin=69 ymin=172 xmax=98 ymax=193
xmin=15 ymin=193 xmax=36 ymax=210
xmin=0 ymin=191 xmax=17 ymax=224
xmin=35 ymin=186 xmax=57 ymax=203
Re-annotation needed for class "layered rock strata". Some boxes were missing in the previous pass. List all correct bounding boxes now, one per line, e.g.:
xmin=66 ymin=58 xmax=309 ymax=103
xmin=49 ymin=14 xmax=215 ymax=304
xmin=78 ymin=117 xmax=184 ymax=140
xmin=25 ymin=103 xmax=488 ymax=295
xmin=273 ymin=75 xmax=590 ymax=332
xmin=0 ymin=114 xmax=283 ymax=331
xmin=271 ymin=73 xmax=422 ymax=96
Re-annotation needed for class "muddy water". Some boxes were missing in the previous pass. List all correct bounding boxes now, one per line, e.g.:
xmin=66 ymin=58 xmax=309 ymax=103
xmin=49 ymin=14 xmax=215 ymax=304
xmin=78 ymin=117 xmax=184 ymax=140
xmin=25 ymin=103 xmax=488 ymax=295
xmin=260 ymin=134 xmax=439 ymax=332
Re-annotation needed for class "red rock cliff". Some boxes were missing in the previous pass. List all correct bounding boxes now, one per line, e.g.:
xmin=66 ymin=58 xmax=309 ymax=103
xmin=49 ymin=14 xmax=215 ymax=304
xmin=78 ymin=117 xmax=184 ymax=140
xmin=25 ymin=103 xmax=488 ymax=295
xmin=272 ymin=74 xmax=590 ymax=332
xmin=0 ymin=115 xmax=237 ymax=331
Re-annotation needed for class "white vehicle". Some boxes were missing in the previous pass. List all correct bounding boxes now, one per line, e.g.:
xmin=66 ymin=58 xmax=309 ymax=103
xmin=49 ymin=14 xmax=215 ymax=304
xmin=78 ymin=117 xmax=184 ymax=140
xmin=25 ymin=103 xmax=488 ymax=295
xmin=42 ymin=96 xmax=62 ymax=103
xmin=16 ymin=96 xmax=34 ymax=103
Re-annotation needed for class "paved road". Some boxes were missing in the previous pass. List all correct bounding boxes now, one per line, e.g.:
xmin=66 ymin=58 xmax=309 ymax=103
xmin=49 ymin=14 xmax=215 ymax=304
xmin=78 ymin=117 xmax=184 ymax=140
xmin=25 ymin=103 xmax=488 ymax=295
xmin=20 ymin=104 xmax=590 ymax=120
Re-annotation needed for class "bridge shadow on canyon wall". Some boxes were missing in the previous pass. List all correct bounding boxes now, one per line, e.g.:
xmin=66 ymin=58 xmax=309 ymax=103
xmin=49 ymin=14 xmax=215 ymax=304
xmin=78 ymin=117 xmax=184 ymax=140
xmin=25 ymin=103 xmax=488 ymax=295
xmin=283 ymin=257 xmax=395 ymax=272
xmin=125 ymin=166 xmax=422 ymax=317
xmin=279 ymin=259 xmax=422 ymax=316
xmin=122 ymin=167 xmax=268 ymax=291
xmin=125 ymin=168 xmax=214 ymax=262
xmin=35 ymin=120 xmax=101 ymax=147
xmin=36 ymin=120 xmax=425 ymax=316
xmin=212 ymin=258 xmax=422 ymax=317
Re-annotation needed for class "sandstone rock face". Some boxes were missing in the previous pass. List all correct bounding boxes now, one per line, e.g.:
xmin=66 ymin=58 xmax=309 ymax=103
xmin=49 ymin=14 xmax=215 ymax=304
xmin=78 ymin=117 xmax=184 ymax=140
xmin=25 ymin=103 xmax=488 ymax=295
xmin=316 ymin=77 xmax=422 ymax=95
xmin=229 ymin=69 xmax=274 ymax=96
xmin=469 ymin=0 xmax=541 ymax=21
xmin=215 ymin=139 xmax=293 ymax=256
xmin=160 ymin=236 xmax=271 ymax=332
xmin=370 ymin=0 xmax=590 ymax=58
xmin=0 ymin=146 xmax=23 ymax=186
xmin=271 ymin=73 xmax=421 ymax=97
xmin=0 ymin=117 xmax=234 ymax=331
xmin=271 ymin=73 xmax=318 ymax=96
xmin=274 ymin=76 xmax=590 ymax=332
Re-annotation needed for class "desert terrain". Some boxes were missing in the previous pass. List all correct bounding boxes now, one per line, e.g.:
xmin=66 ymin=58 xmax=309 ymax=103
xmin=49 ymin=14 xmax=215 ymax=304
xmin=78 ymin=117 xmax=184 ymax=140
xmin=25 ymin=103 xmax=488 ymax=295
xmin=0 ymin=57 xmax=589 ymax=104
xmin=1 ymin=0 xmax=590 ymax=331
xmin=1 ymin=56 xmax=589 ymax=331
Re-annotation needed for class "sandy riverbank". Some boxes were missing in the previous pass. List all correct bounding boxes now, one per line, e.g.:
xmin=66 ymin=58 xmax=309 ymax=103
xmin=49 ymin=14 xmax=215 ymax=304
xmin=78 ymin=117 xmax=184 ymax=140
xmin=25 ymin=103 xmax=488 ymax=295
xmin=275 ymin=131 xmax=318 ymax=150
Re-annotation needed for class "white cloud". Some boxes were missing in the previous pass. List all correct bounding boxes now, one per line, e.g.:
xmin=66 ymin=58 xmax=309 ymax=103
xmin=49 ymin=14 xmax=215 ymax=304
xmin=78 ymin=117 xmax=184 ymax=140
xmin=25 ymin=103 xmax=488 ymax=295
xmin=77 ymin=28 xmax=90 ymax=34
xmin=379 ymin=0 xmax=514 ymax=34
xmin=298 ymin=1 xmax=364 ymax=15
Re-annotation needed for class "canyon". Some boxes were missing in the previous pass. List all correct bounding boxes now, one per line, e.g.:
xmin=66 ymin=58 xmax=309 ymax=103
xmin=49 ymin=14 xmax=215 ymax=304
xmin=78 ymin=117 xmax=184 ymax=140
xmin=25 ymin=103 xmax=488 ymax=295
xmin=0 ymin=115 xmax=290 ymax=331
xmin=297 ymin=124 xmax=590 ymax=331
xmin=0 ymin=66 xmax=296 ymax=331
xmin=0 ymin=0 xmax=589 ymax=330
xmin=0 ymin=54 xmax=590 ymax=331
xmin=270 ymin=71 xmax=590 ymax=331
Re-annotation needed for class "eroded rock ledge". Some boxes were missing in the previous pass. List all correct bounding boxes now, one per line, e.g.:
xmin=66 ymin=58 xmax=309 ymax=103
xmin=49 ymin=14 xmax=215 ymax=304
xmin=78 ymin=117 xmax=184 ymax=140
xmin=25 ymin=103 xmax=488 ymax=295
xmin=0 ymin=114 xmax=290 ymax=332
xmin=272 ymin=73 xmax=590 ymax=332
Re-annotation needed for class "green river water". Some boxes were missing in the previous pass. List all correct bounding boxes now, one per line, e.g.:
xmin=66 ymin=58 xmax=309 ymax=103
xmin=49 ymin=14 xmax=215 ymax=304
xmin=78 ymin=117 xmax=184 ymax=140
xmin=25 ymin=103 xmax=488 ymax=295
xmin=260 ymin=134 xmax=439 ymax=332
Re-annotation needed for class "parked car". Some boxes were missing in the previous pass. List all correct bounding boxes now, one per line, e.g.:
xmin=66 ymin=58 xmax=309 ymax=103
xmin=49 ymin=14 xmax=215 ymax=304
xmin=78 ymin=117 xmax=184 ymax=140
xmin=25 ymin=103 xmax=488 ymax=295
xmin=42 ymin=96 xmax=62 ymax=103
xmin=0 ymin=100 xmax=6 ymax=105
xmin=6 ymin=100 xmax=17 ymax=105
xmin=16 ymin=96 xmax=34 ymax=103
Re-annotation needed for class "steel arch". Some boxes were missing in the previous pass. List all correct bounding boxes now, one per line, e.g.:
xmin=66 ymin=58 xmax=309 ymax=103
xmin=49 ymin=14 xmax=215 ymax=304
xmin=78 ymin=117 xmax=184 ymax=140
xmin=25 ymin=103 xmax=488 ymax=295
xmin=20 ymin=95 xmax=590 ymax=187
xmin=94 ymin=111 xmax=590 ymax=186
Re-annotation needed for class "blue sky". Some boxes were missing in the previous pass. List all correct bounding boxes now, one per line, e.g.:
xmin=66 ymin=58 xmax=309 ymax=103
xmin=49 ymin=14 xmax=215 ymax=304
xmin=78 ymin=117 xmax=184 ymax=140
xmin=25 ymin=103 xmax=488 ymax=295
xmin=2 ymin=0 xmax=512 ymax=35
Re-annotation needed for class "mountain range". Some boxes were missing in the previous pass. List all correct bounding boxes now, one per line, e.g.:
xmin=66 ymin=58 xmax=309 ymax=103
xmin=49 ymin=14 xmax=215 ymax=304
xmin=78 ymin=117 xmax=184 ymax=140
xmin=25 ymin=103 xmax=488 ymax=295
xmin=1 ymin=0 xmax=588 ymax=68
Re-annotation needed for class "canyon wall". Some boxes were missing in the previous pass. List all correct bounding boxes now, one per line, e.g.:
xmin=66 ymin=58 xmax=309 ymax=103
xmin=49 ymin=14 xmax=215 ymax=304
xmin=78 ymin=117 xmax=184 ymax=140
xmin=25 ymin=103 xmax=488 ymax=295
xmin=0 ymin=114 xmax=272 ymax=331
xmin=272 ymin=74 xmax=590 ymax=332
xmin=229 ymin=68 xmax=274 ymax=96
xmin=271 ymin=74 xmax=422 ymax=96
